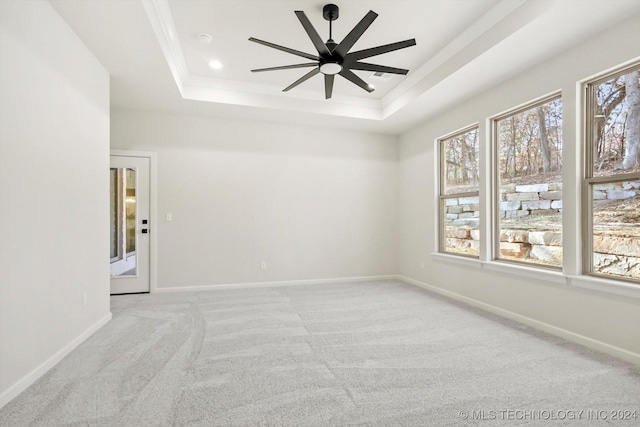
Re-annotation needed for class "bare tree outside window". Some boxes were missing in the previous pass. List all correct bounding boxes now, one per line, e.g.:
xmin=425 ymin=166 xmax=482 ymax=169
xmin=592 ymin=70 xmax=640 ymax=174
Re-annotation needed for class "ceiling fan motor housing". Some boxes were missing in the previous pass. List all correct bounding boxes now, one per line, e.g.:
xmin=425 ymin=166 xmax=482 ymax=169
xmin=323 ymin=4 xmax=339 ymax=21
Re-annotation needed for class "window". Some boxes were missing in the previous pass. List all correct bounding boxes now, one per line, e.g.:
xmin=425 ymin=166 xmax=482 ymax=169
xmin=493 ymin=95 xmax=563 ymax=268
xmin=584 ymin=64 xmax=640 ymax=283
xmin=439 ymin=126 xmax=480 ymax=257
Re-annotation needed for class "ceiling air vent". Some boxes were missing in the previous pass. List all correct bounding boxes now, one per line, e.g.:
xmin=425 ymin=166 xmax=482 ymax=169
xmin=370 ymin=71 xmax=392 ymax=80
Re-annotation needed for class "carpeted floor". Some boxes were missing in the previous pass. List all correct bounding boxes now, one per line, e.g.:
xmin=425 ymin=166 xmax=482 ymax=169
xmin=1 ymin=280 xmax=639 ymax=426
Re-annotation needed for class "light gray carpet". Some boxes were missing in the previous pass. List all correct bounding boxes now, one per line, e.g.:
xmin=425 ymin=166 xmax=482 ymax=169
xmin=1 ymin=280 xmax=639 ymax=426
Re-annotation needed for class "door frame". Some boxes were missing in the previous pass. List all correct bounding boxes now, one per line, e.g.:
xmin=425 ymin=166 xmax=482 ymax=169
xmin=110 ymin=149 xmax=158 ymax=293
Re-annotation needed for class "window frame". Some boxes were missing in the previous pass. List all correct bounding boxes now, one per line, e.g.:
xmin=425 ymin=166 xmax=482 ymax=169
xmin=582 ymin=62 xmax=640 ymax=284
xmin=490 ymin=92 xmax=563 ymax=270
xmin=437 ymin=124 xmax=480 ymax=258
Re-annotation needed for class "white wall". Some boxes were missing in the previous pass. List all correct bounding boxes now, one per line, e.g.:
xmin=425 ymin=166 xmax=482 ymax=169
xmin=111 ymin=111 xmax=398 ymax=289
xmin=0 ymin=0 xmax=110 ymax=406
xmin=398 ymin=13 xmax=640 ymax=361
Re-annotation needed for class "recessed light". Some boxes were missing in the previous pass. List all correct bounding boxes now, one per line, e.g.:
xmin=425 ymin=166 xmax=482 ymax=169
xmin=367 ymin=83 xmax=375 ymax=90
xmin=208 ymin=60 xmax=223 ymax=70
xmin=198 ymin=33 xmax=212 ymax=44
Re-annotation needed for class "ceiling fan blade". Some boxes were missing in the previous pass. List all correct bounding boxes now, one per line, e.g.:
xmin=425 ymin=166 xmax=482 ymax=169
xmin=338 ymin=69 xmax=374 ymax=93
xmin=295 ymin=11 xmax=330 ymax=56
xmin=325 ymin=74 xmax=334 ymax=99
xmin=249 ymin=37 xmax=319 ymax=61
xmin=345 ymin=62 xmax=409 ymax=75
xmin=283 ymin=68 xmax=320 ymax=92
xmin=345 ymin=39 xmax=416 ymax=62
xmin=251 ymin=63 xmax=318 ymax=73
xmin=333 ymin=10 xmax=378 ymax=58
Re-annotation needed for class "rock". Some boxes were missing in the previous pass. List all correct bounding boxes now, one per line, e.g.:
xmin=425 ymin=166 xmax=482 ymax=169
xmin=500 ymin=229 xmax=529 ymax=243
xmin=446 ymin=228 xmax=470 ymax=239
xmin=593 ymin=235 xmax=640 ymax=257
xmin=454 ymin=218 xmax=480 ymax=227
xmin=499 ymin=242 xmax=530 ymax=258
xmin=607 ymin=190 xmax=636 ymax=200
xmin=445 ymin=214 xmax=458 ymax=220
xmin=462 ymin=204 xmax=480 ymax=212
xmin=594 ymin=183 xmax=622 ymax=191
xmin=528 ymin=231 xmax=562 ymax=246
xmin=551 ymin=200 xmax=563 ymax=209
xmin=549 ymin=182 xmax=563 ymax=191
xmin=459 ymin=196 xmax=479 ymax=204
xmin=592 ymin=190 xmax=607 ymax=200
xmin=500 ymin=201 xmax=521 ymax=211
xmin=445 ymin=238 xmax=470 ymax=250
xmin=448 ymin=205 xmax=463 ymax=214
xmin=522 ymin=200 xmax=551 ymax=210
xmin=505 ymin=210 xmax=530 ymax=218
xmin=500 ymin=183 xmax=516 ymax=192
xmin=516 ymin=183 xmax=548 ymax=192
xmin=593 ymin=253 xmax=640 ymax=278
xmin=470 ymin=229 xmax=480 ymax=240
xmin=530 ymin=245 xmax=563 ymax=265
xmin=458 ymin=212 xmax=475 ymax=219
xmin=540 ymin=191 xmax=562 ymax=200
xmin=530 ymin=209 xmax=558 ymax=215
xmin=445 ymin=198 xmax=459 ymax=206
xmin=506 ymin=192 xmax=539 ymax=202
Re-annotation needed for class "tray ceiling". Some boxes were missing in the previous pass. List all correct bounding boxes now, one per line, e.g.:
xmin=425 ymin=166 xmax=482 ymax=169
xmin=50 ymin=0 xmax=640 ymax=133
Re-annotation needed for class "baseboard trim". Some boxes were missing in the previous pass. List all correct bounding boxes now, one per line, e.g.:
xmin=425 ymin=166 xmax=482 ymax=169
xmin=398 ymin=275 xmax=640 ymax=365
xmin=155 ymin=275 xmax=399 ymax=293
xmin=0 ymin=312 xmax=113 ymax=409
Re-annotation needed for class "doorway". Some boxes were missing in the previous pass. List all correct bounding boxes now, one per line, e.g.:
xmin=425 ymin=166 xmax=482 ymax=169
xmin=110 ymin=154 xmax=151 ymax=294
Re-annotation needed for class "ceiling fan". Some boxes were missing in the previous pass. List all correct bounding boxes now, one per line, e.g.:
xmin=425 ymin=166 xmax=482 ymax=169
xmin=249 ymin=4 xmax=416 ymax=99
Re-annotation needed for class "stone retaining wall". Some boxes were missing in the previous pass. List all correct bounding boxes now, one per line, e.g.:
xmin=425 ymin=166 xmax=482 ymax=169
xmin=445 ymin=180 xmax=640 ymax=269
xmin=446 ymin=180 xmax=640 ymax=224
xmin=499 ymin=183 xmax=562 ymax=218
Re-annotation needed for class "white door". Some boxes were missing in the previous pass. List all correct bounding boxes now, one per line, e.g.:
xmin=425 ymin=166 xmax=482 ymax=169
xmin=110 ymin=155 xmax=150 ymax=294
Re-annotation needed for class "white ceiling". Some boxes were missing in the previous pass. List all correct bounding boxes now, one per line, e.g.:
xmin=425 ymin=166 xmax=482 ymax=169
xmin=50 ymin=0 xmax=640 ymax=135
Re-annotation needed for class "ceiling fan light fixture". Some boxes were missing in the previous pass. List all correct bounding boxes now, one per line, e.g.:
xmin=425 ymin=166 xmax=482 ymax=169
xmin=320 ymin=62 xmax=342 ymax=75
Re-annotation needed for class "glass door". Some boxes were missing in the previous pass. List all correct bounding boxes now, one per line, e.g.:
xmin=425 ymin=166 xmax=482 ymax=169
xmin=110 ymin=156 xmax=150 ymax=294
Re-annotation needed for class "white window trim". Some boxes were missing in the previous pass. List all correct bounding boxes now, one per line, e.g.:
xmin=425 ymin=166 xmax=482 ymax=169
xmin=490 ymin=91 xmax=563 ymax=269
xmin=437 ymin=124 xmax=480 ymax=258
xmin=572 ymin=61 xmax=640 ymax=284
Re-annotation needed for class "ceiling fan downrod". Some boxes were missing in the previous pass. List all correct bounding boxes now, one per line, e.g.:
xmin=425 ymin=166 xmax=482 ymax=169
xmin=319 ymin=4 xmax=341 ymax=75
xmin=323 ymin=3 xmax=339 ymax=52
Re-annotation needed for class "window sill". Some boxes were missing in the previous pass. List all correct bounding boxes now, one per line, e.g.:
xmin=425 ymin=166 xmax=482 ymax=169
xmin=430 ymin=253 xmax=483 ymax=268
xmin=430 ymin=253 xmax=640 ymax=299
xmin=481 ymin=261 xmax=567 ymax=285
xmin=566 ymin=275 xmax=640 ymax=300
